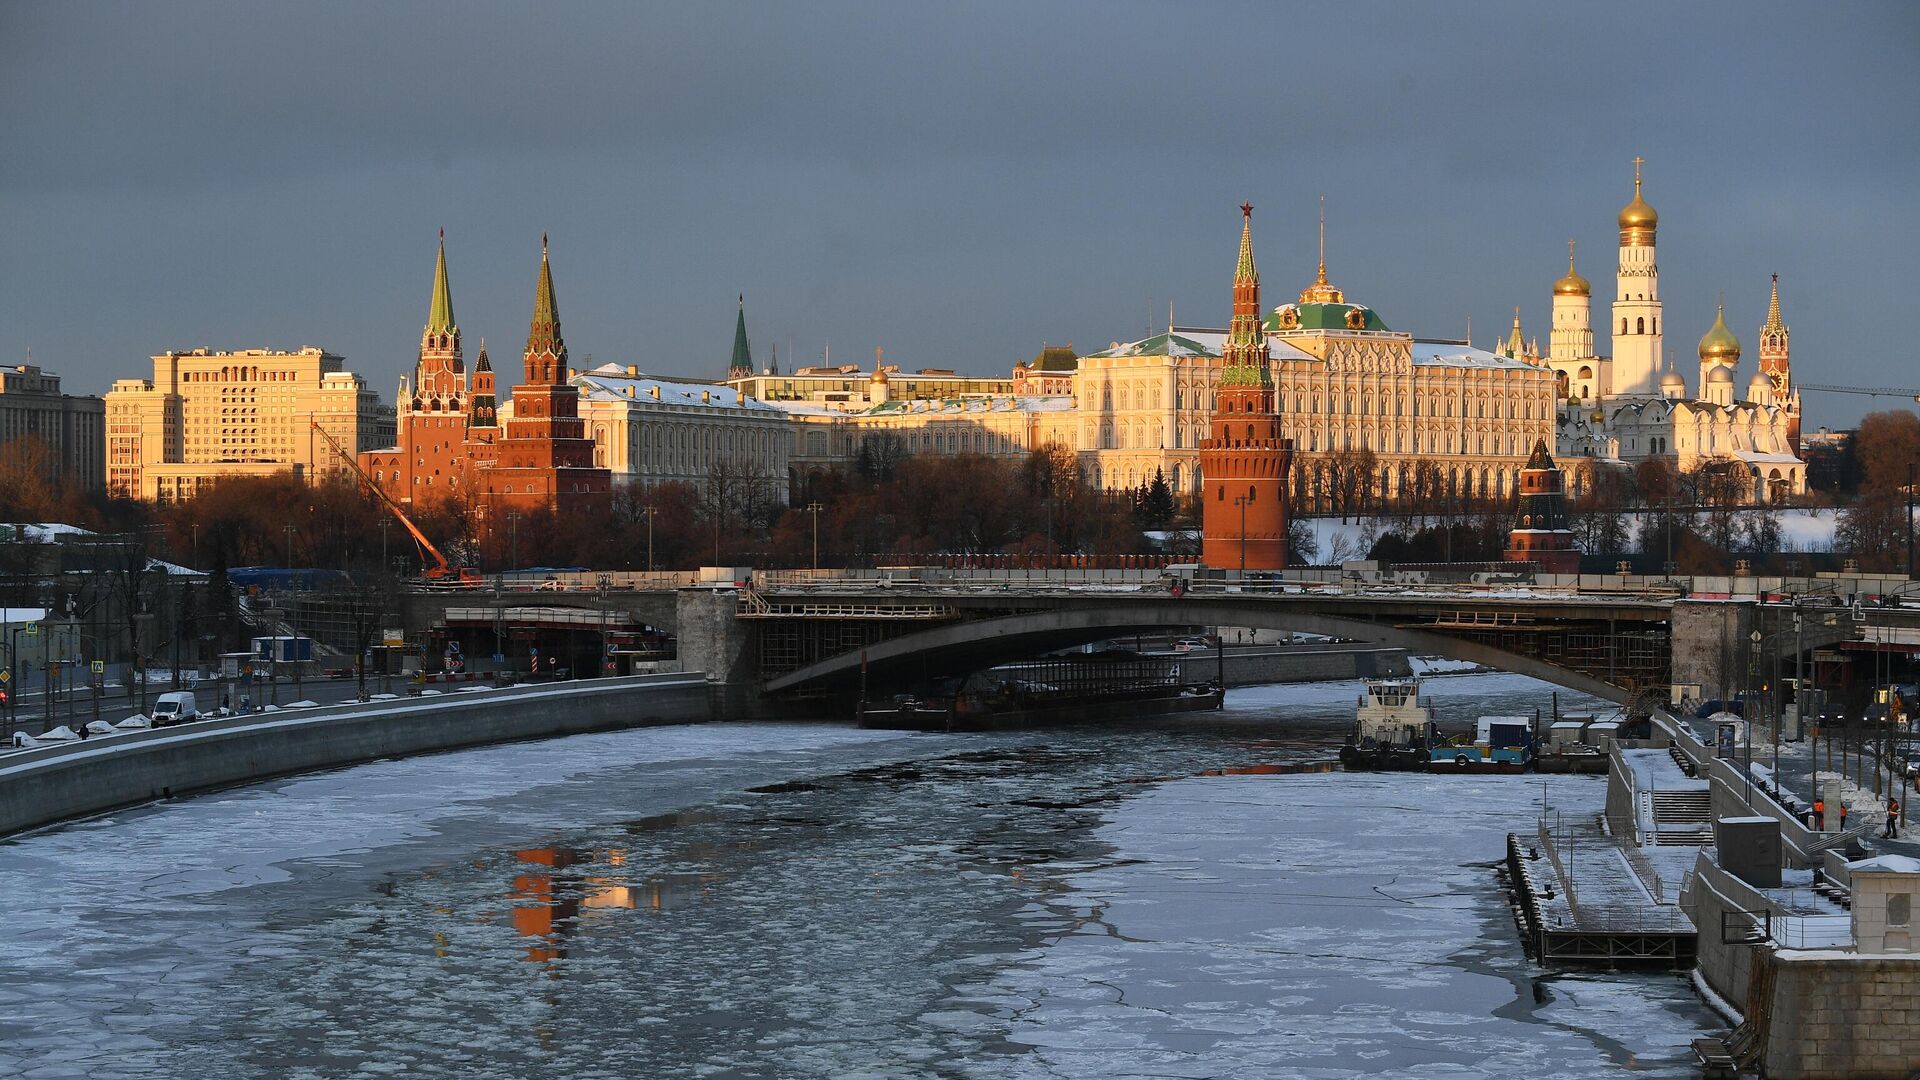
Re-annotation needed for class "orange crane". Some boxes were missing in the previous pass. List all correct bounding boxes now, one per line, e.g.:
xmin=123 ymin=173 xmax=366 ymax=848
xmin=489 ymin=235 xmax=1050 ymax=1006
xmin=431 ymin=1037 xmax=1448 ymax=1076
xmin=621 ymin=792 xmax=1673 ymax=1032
xmin=309 ymin=421 xmax=480 ymax=584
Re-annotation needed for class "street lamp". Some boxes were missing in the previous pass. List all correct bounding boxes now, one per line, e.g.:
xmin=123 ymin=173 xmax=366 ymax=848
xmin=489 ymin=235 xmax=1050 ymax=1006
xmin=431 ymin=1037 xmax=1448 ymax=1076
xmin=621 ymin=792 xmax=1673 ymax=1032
xmin=596 ymin=573 xmax=612 ymax=680
xmin=641 ymin=503 xmax=657 ymax=574
xmin=1233 ymin=495 xmax=1249 ymax=577
xmin=283 ymin=525 xmax=297 ymax=569
xmin=507 ymin=511 xmax=524 ymax=572
xmin=806 ymin=502 xmax=824 ymax=571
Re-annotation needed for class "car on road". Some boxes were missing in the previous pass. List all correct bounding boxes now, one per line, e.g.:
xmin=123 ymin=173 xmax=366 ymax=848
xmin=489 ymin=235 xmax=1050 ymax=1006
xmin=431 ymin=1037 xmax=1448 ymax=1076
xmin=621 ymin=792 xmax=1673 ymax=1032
xmin=151 ymin=691 xmax=198 ymax=727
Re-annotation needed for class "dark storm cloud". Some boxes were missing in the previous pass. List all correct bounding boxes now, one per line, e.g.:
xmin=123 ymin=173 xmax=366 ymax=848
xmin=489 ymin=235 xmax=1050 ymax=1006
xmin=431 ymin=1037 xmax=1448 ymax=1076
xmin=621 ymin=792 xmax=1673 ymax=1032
xmin=2 ymin=1 xmax=1915 ymax=428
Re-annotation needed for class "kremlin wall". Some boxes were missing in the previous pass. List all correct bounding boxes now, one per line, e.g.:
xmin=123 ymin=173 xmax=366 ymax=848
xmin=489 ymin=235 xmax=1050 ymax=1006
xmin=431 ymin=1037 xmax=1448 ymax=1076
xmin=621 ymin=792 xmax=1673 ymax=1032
xmin=94 ymin=166 xmax=1804 ymax=549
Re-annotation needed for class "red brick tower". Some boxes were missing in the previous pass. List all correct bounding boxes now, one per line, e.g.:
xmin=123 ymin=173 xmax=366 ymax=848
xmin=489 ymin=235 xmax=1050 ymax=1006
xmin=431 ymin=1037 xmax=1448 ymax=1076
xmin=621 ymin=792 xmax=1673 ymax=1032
xmin=480 ymin=236 xmax=610 ymax=514
xmin=467 ymin=340 xmax=498 ymax=446
xmin=1504 ymin=440 xmax=1581 ymax=574
xmin=1201 ymin=204 xmax=1293 ymax=571
xmin=360 ymin=230 xmax=473 ymax=503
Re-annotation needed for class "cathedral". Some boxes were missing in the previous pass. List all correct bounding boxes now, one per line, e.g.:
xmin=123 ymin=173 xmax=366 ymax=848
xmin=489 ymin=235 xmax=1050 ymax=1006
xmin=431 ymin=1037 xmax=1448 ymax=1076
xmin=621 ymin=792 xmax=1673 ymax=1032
xmin=1545 ymin=162 xmax=1805 ymax=502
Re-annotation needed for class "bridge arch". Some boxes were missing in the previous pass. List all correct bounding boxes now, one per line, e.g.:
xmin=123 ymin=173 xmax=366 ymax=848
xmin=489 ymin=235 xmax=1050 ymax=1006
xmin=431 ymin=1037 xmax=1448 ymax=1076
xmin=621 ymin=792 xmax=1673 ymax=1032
xmin=762 ymin=599 xmax=1633 ymax=702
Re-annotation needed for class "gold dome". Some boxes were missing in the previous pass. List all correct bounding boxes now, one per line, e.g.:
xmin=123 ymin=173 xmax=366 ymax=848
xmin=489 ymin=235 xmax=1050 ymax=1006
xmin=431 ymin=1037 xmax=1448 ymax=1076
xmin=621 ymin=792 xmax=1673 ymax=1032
xmin=1618 ymin=158 xmax=1658 ymax=235
xmin=1698 ymin=301 xmax=1741 ymax=363
xmin=1553 ymin=240 xmax=1590 ymax=296
xmin=1618 ymin=188 xmax=1658 ymax=230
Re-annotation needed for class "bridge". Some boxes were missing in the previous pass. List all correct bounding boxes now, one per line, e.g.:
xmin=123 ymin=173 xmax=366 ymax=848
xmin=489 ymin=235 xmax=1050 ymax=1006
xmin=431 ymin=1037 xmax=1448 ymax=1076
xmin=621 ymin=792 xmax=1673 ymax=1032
xmin=389 ymin=568 xmax=1899 ymax=708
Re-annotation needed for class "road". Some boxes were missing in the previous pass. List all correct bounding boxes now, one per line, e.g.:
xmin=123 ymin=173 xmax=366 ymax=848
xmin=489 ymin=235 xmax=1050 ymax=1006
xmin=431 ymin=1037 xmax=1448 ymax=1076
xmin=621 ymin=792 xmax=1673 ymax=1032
xmin=4 ymin=674 xmax=388 ymax=737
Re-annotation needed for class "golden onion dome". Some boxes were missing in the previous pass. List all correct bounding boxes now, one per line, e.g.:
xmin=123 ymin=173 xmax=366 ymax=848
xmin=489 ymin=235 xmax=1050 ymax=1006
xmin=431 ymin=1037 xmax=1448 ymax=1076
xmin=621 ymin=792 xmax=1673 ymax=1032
xmin=1698 ymin=302 xmax=1741 ymax=362
xmin=1618 ymin=159 xmax=1658 ymax=240
xmin=1618 ymin=187 xmax=1658 ymax=231
xmin=1553 ymin=241 xmax=1589 ymax=296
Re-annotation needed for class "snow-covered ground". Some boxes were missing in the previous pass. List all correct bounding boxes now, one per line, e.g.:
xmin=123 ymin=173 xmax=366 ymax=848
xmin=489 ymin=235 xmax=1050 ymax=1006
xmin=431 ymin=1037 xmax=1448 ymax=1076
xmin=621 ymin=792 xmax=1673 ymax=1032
xmin=1294 ymin=505 xmax=1840 ymax=563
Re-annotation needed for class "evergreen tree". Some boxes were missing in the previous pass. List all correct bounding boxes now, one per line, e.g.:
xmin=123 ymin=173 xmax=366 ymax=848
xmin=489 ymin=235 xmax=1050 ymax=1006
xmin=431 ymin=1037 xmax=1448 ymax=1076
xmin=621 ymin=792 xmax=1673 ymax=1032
xmin=1140 ymin=469 xmax=1176 ymax=529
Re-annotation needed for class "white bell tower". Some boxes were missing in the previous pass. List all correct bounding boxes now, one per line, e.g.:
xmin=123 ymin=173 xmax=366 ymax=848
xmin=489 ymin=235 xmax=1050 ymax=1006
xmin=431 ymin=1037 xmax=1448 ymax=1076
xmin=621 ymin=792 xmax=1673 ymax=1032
xmin=1610 ymin=158 xmax=1664 ymax=397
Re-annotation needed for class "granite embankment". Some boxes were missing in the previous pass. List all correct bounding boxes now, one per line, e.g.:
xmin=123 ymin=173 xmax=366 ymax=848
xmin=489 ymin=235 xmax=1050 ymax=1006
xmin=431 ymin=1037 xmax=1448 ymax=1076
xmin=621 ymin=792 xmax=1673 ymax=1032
xmin=0 ymin=673 xmax=710 ymax=838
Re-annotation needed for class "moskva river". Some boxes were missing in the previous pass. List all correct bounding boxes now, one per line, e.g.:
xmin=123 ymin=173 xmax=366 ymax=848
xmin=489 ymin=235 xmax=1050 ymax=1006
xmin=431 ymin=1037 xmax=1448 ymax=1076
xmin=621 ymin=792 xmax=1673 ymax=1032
xmin=0 ymin=672 xmax=1722 ymax=1078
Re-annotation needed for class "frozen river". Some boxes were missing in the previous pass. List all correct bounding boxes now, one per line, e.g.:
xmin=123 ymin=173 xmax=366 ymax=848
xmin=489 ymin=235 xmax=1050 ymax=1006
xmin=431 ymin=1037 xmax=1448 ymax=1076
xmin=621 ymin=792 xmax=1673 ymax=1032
xmin=0 ymin=672 xmax=1723 ymax=1078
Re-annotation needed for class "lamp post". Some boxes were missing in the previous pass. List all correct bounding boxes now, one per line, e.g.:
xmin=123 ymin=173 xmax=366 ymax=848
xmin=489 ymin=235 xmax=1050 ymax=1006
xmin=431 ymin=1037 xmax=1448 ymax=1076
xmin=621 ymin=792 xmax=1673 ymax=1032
xmin=1233 ymin=496 xmax=1249 ymax=577
xmin=641 ymin=504 xmax=657 ymax=574
xmin=283 ymin=525 xmax=297 ymax=570
xmin=507 ymin=512 xmax=524 ymax=572
xmin=806 ymin=502 xmax=823 ymax=571
xmin=597 ymin=573 xmax=612 ymax=680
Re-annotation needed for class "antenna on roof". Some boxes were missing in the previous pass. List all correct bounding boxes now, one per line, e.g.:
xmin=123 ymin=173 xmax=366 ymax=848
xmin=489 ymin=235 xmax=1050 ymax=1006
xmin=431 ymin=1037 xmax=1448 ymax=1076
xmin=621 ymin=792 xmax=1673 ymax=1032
xmin=1169 ymin=300 xmax=1175 ymax=334
xmin=1465 ymin=315 xmax=1472 ymax=347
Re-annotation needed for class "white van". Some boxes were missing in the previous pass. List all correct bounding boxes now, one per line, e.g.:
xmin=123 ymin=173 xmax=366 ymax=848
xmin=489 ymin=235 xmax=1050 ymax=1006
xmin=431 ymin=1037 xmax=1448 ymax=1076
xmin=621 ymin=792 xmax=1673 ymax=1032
xmin=152 ymin=691 xmax=199 ymax=727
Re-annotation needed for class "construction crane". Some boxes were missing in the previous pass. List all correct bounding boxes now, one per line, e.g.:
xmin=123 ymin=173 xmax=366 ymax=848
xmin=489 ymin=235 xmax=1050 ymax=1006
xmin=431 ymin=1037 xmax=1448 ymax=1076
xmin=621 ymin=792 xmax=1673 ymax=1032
xmin=1798 ymin=383 xmax=1920 ymax=402
xmin=309 ymin=422 xmax=480 ymax=584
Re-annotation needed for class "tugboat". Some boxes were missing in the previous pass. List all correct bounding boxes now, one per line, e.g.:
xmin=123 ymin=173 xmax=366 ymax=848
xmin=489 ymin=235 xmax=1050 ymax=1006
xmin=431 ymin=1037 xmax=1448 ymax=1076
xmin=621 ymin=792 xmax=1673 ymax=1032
xmin=1340 ymin=679 xmax=1435 ymax=771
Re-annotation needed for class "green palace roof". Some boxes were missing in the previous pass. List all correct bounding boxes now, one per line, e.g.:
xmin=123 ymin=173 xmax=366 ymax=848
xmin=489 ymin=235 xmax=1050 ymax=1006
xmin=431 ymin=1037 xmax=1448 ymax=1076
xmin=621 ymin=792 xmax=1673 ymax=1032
xmin=1265 ymin=302 xmax=1390 ymax=333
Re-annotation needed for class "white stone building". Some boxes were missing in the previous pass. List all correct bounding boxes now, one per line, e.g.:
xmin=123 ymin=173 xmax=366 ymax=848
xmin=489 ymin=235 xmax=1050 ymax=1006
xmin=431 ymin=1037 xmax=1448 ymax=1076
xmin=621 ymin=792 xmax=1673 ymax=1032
xmin=505 ymin=363 xmax=793 ymax=500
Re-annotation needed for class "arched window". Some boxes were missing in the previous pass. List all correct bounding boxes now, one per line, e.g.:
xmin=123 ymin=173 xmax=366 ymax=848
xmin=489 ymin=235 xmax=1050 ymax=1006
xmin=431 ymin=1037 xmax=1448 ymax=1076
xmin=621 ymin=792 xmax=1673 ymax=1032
xmin=1636 ymin=317 xmax=1645 ymax=334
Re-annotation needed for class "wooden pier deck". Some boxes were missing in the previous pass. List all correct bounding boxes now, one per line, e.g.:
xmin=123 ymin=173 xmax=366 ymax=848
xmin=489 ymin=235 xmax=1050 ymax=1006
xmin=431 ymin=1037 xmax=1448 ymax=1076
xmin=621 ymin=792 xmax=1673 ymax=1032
xmin=1506 ymin=812 xmax=1696 ymax=966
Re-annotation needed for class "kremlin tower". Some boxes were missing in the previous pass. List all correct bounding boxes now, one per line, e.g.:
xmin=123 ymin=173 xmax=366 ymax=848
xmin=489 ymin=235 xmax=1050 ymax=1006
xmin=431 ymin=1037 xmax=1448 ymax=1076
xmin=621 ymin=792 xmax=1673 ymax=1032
xmin=360 ymin=231 xmax=479 ymax=504
xmin=478 ymin=236 xmax=611 ymax=514
xmin=728 ymin=296 xmax=754 ymax=380
xmin=1504 ymin=440 xmax=1580 ymax=575
xmin=1200 ymin=204 xmax=1293 ymax=571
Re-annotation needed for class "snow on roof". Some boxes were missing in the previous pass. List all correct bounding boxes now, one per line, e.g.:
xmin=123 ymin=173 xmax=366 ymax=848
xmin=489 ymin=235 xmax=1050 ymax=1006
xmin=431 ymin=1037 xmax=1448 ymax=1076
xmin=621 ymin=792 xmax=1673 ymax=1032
xmin=766 ymin=394 xmax=1072 ymax=419
xmin=5 ymin=523 xmax=93 ymax=542
xmin=575 ymin=365 xmax=784 ymax=413
xmin=1084 ymin=328 xmax=1316 ymax=363
xmin=1849 ymin=854 xmax=1920 ymax=874
xmin=1731 ymin=451 xmax=1803 ymax=465
xmin=1410 ymin=342 xmax=1540 ymax=370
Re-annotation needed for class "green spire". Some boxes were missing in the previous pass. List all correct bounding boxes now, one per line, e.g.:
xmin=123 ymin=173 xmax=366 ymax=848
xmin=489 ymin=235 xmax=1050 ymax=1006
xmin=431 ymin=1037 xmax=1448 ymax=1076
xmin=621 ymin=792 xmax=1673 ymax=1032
xmin=525 ymin=232 xmax=565 ymax=362
xmin=729 ymin=294 xmax=753 ymax=376
xmin=1219 ymin=202 xmax=1271 ymax=387
xmin=1234 ymin=204 xmax=1257 ymax=285
xmin=427 ymin=228 xmax=456 ymax=335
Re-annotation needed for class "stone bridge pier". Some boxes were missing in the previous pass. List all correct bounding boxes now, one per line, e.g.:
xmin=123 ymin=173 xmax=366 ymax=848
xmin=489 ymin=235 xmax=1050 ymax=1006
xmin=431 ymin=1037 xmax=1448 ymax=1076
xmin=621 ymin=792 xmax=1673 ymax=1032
xmin=1668 ymin=600 xmax=1860 ymax=709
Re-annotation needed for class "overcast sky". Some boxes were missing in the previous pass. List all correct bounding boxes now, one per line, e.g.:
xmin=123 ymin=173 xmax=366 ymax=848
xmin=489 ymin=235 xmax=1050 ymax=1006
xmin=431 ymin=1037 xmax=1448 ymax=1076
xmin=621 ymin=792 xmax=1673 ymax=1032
xmin=3 ymin=1 xmax=1915 ymax=428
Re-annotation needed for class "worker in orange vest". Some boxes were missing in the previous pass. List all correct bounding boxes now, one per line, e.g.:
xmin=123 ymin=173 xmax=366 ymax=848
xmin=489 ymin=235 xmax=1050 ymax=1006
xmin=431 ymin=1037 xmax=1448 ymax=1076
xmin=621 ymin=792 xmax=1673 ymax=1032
xmin=1888 ymin=799 xmax=1902 ymax=840
xmin=1839 ymin=803 xmax=1849 ymax=832
xmin=1812 ymin=798 xmax=1825 ymax=831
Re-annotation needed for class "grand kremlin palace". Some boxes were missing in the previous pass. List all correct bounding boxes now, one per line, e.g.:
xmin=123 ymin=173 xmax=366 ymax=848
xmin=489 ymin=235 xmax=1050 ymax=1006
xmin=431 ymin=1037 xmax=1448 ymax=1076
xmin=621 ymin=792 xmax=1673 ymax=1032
xmin=752 ymin=247 xmax=1556 ymax=513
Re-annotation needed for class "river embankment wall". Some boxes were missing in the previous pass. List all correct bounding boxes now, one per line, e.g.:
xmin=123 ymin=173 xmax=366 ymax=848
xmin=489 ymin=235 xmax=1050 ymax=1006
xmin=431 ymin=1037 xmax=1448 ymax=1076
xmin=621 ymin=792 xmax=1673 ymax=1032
xmin=0 ymin=673 xmax=710 ymax=839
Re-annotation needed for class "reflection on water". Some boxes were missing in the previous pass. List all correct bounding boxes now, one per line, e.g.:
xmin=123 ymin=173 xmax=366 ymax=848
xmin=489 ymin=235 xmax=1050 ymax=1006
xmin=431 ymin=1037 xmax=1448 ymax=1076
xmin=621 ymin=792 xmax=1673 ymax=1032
xmin=507 ymin=846 xmax=723 ymax=964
